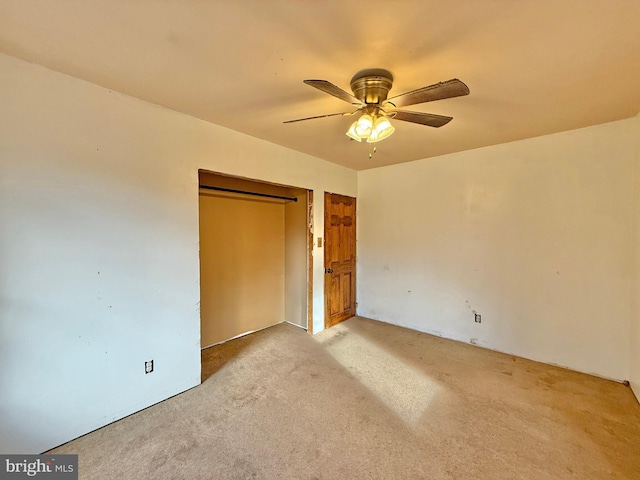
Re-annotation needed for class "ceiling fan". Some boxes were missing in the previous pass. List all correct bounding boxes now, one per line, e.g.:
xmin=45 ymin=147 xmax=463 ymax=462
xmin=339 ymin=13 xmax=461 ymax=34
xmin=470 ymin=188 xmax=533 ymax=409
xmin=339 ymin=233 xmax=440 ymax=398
xmin=284 ymin=68 xmax=469 ymax=144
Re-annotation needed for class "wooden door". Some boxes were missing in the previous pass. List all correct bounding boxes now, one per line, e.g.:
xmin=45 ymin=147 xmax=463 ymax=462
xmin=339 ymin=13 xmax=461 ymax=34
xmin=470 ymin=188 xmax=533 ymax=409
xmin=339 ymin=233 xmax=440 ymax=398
xmin=324 ymin=192 xmax=356 ymax=328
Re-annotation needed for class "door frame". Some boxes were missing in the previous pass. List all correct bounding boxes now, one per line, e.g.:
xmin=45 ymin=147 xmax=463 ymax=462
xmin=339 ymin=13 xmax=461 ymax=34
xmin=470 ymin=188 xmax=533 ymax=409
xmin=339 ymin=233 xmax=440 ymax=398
xmin=307 ymin=190 xmax=314 ymax=334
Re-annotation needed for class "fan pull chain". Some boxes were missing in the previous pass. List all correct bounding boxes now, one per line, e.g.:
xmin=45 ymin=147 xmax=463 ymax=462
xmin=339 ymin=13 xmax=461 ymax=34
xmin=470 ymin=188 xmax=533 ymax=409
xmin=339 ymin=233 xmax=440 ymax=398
xmin=368 ymin=145 xmax=377 ymax=159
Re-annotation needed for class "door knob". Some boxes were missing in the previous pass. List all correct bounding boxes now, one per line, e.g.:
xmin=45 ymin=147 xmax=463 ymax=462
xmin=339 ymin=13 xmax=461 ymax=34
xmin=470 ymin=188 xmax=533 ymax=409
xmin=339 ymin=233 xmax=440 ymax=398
xmin=326 ymin=268 xmax=334 ymax=273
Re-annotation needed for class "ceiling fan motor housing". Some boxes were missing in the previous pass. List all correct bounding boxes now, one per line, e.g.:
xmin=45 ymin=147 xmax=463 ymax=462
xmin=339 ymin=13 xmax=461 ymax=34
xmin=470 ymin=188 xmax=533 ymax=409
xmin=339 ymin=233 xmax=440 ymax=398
xmin=350 ymin=68 xmax=394 ymax=104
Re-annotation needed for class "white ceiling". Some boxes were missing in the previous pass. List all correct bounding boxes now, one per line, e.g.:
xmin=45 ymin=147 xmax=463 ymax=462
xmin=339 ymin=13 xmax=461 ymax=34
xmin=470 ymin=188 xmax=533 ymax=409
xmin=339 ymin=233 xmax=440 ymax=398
xmin=1 ymin=1 xmax=639 ymax=170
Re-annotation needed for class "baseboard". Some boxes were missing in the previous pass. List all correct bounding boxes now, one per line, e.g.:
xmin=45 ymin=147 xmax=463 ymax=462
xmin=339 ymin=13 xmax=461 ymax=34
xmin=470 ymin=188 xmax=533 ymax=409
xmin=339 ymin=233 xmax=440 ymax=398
xmin=201 ymin=322 xmax=283 ymax=350
xmin=42 ymin=379 xmax=199 ymax=454
xmin=358 ymin=315 xmax=627 ymax=385
xmin=284 ymin=320 xmax=308 ymax=330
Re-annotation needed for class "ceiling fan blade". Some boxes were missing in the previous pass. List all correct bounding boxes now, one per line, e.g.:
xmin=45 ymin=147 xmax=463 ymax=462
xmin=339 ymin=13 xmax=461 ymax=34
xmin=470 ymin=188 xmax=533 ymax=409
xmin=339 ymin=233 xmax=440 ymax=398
xmin=283 ymin=112 xmax=353 ymax=124
xmin=388 ymin=79 xmax=470 ymax=108
xmin=304 ymin=80 xmax=362 ymax=105
xmin=392 ymin=110 xmax=453 ymax=127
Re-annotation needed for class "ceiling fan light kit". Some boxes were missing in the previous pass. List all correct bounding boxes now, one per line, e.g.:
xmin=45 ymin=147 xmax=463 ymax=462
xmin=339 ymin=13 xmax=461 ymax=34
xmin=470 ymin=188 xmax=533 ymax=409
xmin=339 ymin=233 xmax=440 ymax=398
xmin=369 ymin=116 xmax=395 ymax=142
xmin=285 ymin=68 xmax=469 ymax=148
xmin=354 ymin=113 xmax=373 ymax=137
xmin=346 ymin=121 xmax=362 ymax=141
xmin=347 ymin=113 xmax=396 ymax=143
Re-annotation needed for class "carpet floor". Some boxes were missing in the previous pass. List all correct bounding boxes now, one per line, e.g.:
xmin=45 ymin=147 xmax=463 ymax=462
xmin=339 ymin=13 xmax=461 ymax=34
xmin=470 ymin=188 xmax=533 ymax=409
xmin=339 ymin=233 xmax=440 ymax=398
xmin=49 ymin=316 xmax=640 ymax=479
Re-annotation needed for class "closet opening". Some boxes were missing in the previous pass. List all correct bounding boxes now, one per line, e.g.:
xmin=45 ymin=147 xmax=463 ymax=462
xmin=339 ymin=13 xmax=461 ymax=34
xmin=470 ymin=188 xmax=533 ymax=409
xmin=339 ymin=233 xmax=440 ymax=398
xmin=198 ymin=170 xmax=313 ymax=353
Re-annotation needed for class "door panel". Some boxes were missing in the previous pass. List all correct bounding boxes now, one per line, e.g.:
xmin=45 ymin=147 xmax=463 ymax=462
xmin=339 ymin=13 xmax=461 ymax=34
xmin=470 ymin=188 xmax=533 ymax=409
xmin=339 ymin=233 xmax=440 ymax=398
xmin=329 ymin=276 xmax=341 ymax=315
xmin=341 ymin=273 xmax=352 ymax=310
xmin=324 ymin=193 xmax=356 ymax=328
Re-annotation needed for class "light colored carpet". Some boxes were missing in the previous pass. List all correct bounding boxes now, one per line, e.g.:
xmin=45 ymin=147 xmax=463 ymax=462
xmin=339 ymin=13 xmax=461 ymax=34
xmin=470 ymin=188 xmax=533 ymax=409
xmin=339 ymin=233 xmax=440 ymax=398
xmin=49 ymin=316 xmax=640 ymax=479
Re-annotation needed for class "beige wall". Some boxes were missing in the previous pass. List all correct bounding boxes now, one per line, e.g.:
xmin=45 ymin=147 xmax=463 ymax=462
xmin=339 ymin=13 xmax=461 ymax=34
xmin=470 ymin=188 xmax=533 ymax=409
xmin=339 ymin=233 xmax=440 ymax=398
xmin=0 ymin=52 xmax=356 ymax=454
xmin=199 ymin=193 xmax=285 ymax=347
xmin=358 ymin=118 xmax=637 ymax=381
xmin=285 ymin=191 xmax=309 ymax=328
